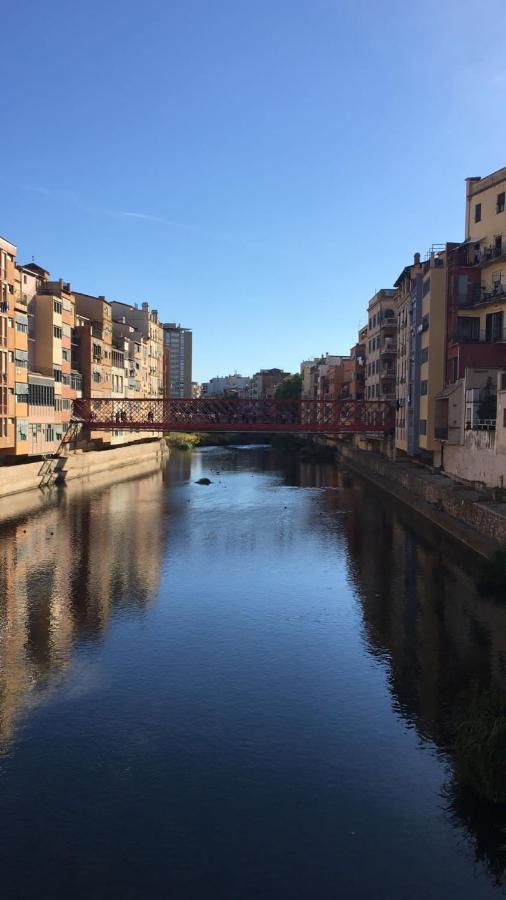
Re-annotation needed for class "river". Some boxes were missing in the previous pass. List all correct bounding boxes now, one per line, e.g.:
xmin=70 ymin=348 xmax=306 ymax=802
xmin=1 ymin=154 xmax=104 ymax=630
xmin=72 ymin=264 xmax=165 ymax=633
xmin=0 ymin=445 xmax=505 ymax=899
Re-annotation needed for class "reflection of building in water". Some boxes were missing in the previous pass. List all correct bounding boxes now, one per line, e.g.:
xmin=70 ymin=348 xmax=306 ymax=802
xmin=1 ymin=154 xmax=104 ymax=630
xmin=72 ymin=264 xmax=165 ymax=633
xmin=341 ymin=486 xmax=506 ymax=742
xmin=339 ymin=478 xmax=506 ymax=884
xmin=0 ymin=469 xmax=166 ymax=749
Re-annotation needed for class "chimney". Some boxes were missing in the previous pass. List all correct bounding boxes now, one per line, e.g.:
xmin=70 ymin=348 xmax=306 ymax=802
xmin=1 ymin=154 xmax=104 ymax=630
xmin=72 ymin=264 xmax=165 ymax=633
xmin=142 ymin=302 xmax=149 ymax=310
xmin=414 ymin=252 xmax=421 ymax=265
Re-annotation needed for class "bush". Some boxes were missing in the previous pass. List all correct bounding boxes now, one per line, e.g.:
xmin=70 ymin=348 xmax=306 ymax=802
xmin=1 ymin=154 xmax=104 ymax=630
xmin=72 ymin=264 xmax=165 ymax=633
xmin=165 ymin=433 xmax=200 ymax=450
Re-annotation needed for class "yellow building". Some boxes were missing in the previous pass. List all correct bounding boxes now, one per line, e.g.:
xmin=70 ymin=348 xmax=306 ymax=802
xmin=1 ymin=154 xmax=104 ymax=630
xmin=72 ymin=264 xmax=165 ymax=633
xmin=417 ymin=252 xmax=448 ymax=462
xmin=365 ymin=288 xmax=397 ymax=401
xmin=0 ymin=236 xmax=31 ymax=457
xmin=463 ymin=167 xmax=506 ymax=345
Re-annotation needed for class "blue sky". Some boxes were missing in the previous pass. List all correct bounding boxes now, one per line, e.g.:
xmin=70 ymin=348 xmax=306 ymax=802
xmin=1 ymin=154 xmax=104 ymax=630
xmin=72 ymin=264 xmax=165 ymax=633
xmin=2 ymin=0 xmax=506 ymax=382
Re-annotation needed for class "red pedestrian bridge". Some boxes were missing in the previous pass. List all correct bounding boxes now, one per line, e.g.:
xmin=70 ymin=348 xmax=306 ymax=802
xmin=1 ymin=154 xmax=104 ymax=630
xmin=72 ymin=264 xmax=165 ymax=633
xmin=72 ymin=397 xmax=395 ymax=435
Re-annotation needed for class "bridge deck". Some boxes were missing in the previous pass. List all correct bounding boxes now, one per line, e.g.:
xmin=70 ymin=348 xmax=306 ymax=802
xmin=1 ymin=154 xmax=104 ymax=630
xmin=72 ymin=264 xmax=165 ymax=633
xmin=73 ymin=398 xmax=395 ymax=435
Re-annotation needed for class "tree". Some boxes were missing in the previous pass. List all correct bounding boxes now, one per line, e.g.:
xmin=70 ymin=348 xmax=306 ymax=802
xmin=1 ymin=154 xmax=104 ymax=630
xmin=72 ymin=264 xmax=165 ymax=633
xmin=275 ymin=373 xmax=302 ymax=400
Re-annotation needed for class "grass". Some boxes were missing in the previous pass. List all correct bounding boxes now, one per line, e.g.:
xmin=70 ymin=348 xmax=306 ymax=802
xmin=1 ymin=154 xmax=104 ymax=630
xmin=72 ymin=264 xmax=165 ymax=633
xmin=454 ymin=690 xmax=506 ymax=805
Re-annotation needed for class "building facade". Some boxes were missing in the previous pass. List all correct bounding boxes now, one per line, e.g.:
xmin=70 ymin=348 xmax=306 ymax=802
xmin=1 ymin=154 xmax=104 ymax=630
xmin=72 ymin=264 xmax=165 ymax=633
xmin=163 ymin=324 xmax=192 ymax=398
xmin=365 ymin=289 xmax=397 ymax=402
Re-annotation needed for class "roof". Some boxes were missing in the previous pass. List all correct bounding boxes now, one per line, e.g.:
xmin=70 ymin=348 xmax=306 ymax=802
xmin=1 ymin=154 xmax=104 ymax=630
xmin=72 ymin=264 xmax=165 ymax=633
xmin=19 ymin=262 xmax=50 ymax=277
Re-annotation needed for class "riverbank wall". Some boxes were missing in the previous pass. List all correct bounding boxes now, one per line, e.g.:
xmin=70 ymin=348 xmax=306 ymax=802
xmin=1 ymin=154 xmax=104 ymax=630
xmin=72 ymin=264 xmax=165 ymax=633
xmin=0 ymin=439 xmax=167 ymax=500
xmin=332 ymin=442 xmax=506 ymax=557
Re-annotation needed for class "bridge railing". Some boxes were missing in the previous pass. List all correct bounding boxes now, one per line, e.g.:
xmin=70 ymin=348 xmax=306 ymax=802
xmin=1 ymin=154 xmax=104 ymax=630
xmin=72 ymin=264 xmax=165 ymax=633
xmin=72 ymin=397 xmax=395 ymax=434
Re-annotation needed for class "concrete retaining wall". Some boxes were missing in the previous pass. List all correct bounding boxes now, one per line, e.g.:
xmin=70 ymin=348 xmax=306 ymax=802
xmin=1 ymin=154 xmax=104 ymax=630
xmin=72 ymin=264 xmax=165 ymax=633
xmin=337 ymin=443 xmax=506 ymax=554
xmin=0 ymin=440 xmax=167 ymax=500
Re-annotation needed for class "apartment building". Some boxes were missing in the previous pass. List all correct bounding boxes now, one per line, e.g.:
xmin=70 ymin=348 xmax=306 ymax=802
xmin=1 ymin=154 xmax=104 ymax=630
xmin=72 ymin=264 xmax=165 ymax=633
xmin=201 ymin=374 xmax=251 ymax=397
xmin=365 ymin=289 xmax=397 ymax=401
xmin=320 ymin=358 xmax=353 ymax=402
xmin=0 ymin=236 xmax=19 ymax=454
xmin=300 ymin=355 xmax=342 ymax=401
xmin=341 ymin=330 xmax=366 ymax=401
xmin=163 ymin=323 xmax=192 ymax=398
xmin=394 ymin=254 xmax=423 ymax=454
xmin=250 ymin=368 xmax=290 ymax=400
xmin=416 ymin=251 xmax=450 ymax=463
xmin=111 ymin=301 xmax=163 ymax=397
xmin=74 ymin=292 xmax=113 ymax=444
xmin=28 ymin=278 xmax=81 ymax=454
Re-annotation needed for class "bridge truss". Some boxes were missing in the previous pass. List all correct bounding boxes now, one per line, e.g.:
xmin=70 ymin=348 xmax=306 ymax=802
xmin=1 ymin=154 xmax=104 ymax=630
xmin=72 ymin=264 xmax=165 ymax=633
xmin=72 ymin=397 xmax=395 ymax=435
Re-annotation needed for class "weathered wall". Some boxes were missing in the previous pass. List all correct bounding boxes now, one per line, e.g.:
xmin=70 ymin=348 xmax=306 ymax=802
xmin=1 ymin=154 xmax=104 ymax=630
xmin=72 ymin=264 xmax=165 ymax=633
xmin=443 ymin=429 xmax=506 ymax=488
xmin=0 ymin=439 xmax=167 ymax=500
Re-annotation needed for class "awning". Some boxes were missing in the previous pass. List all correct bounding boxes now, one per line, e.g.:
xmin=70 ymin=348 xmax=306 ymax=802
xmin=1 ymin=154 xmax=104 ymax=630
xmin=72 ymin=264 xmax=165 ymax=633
xmin=435 ymin=382 xmax=461 ymax=401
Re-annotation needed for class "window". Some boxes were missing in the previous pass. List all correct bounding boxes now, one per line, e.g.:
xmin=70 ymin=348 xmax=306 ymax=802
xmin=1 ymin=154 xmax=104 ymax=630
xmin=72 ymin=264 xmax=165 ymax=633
xmin=53 ymin=300 xmax=62 ymax=315
xmin=421 ymin=347 xmax=429 ymax=364
xmin=29 ymin=382 xmax=55 ymax=407
xmin=419 ymin=420 xmax=427 ymax=435
xmin=62 ymin=348 xmax=70 ymax=362
xmin=485 ymin=311 xmax=503 ymax=342
xmin=421 ymin=314 xmax=429 ymax=331
xmin=16 ymin=419 xmax=28 ymax=442
xmin=474 ymin=202 xmax=481 ymax=223
xmin=497 ymin=192 xmax=505 ymax=214
xmin=422 ymin=277 xmax=431 ymax=297
xmin=15 ymin=350 xmax=28 ymax=369
xmin=62 ymin=323 xmax=72 ymax=338
xmin=456 ymin=316 xmax=480 ymax=342
xmin=93 ymin=370 xmax=101 ymax=383
xmin=420 ymin=380 xmax=428 ymax=395
xmin=15 ymin=382 xmax=29 ymax=401
xmin=53 ymin=368 xmax=62 ymax=382
xmin=457 ymin=275 xmax=469 ymax=306
xmin=495 ymin=235 xmax=502 ymax=257
xmin=15 ymin=314 xmax=28 ymax=333
xmin=53 ymin=325 xmax=62 ymax=339
xmin=492 ymin=271 xmax=502 ymax=286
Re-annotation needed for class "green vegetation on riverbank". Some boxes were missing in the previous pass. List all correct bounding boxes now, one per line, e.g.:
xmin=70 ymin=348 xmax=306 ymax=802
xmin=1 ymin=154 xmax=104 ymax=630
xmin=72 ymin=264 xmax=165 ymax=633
xmin=454 ymin=690 xmax=506 ymax=805
xmin=165 ymin=433 xmax=200 ymax=450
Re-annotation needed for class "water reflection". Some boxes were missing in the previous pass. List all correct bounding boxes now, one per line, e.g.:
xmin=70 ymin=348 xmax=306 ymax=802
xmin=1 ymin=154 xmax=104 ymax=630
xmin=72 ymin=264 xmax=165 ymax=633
xmin=0 ymin=447 xmax=504 ymax=895
xmin=0 ymin=466 xmax=167 ymax=750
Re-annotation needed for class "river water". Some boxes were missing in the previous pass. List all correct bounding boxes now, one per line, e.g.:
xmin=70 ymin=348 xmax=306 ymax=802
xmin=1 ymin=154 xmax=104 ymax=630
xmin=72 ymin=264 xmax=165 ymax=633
xmin=0 ymin=446 xmax=505 ymax=899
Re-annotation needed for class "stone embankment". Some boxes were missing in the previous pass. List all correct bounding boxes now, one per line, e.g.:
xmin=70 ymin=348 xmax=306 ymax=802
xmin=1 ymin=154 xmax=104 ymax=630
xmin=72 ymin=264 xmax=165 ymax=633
xmin=0 ymin=439 xmax=167 ymax=500
xmin=336 ymin=443 xmax=506 ymax=557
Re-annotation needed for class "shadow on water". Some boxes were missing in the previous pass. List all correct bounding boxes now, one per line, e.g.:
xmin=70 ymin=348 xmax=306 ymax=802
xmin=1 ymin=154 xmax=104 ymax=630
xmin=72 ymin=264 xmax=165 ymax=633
xmin=314 ymin=462 xmax=506 ymax=889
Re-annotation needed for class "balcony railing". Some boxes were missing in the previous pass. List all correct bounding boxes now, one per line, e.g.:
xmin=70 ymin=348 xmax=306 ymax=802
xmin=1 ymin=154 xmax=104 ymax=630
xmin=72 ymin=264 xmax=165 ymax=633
xmin=466 ymin=419 xmax=496 ymax=431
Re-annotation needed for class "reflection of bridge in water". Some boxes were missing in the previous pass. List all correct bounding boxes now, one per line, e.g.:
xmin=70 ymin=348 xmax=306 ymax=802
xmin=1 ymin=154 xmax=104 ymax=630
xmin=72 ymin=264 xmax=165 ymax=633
xmin=73 ymin=397 xmax=396 ymax=434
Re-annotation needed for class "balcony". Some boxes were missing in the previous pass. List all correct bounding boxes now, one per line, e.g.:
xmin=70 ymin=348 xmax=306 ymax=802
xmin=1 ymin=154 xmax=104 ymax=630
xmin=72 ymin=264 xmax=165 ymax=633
xmin=381 ymin=340 xmax=397 ymax=355
xmin=472 ymin=244 xmax=506 ymax=266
